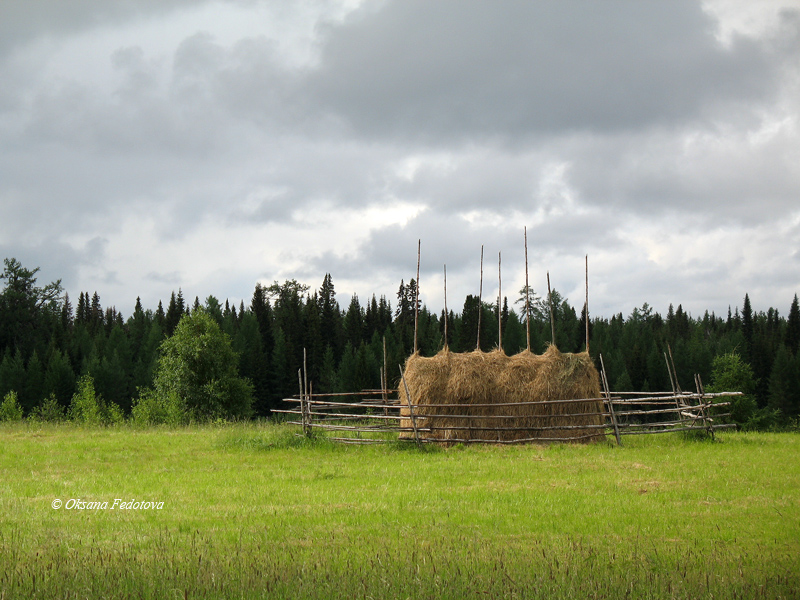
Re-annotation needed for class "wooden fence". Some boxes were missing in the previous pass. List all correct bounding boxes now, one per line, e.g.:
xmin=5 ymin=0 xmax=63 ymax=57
xmin=272 ymin=368 xmax=741 ymax=446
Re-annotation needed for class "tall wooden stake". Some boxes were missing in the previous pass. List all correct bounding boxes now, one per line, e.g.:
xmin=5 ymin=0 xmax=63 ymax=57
xmin=498 ymin=251 xmax=503 ymax=350
xmin=443 ymin=264 xmax=449 ymax=350
xmin=667 ymin=343 xmax=682 ymax=394
xmin=665 ymin=352 xmax=677 ymax=395
xmin=382 ymin=335 xmax=388 ymax=416
xmin=585 ymin=254 xmax=590 ymax=354
xmin=399 ymin=366 xmax=421 ymax=447
xmin=600 ymin=354 xmax=622 ymax=446
xmin=547 ymin=271 xmax=556 ymax=346
xmin=414 ymin=239 xmax=420 ymax=354
xmin=524 ymin=227 xmax=530 ymax=351
xmin=303 ymin=347 xmax=310 ymax=435
xmin=476 ymin=245 xmax=484 ymax=350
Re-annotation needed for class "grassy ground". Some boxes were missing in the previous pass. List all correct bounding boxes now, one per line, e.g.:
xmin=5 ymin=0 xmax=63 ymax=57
xmin=0 ymin=422 xmax=798 ymax=599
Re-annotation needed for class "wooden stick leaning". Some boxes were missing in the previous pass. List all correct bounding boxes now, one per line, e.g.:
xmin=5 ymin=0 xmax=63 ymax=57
xmin=399 ymin=366 xmax=421 ymax=447
xmin=600 ymin=353 xmax=622 ymax=446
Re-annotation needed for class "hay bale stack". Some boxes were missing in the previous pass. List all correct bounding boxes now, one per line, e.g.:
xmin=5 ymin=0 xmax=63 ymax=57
xmin=398 ymin=346 xmax=605 ymax=444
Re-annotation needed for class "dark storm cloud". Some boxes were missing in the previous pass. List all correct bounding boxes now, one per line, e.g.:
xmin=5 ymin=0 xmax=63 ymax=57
xmin=305 ymin=0 xmax=778 ymax=141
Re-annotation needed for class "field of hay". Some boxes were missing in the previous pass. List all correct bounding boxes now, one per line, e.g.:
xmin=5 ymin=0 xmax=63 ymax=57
xmin=1 ymin=422 xmax=798 ymax=599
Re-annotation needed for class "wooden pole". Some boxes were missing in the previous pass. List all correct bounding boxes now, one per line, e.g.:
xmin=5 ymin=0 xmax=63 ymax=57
xmin=477 ymin=245 xmax=484 ymax=350
xmin=443 ymin=264 xmax=448 ymax=350
xmin=585 ymin=254 xmax=590 ymax=354
xmin=303 ymin=348 xmax=310 ymax=436
xmin=695 ymin=374 xmax=714 ymax=440
xmin=667 ymin=343 xmax=682 ymax=394
xmin=298 ymin=368 xmax=307 ymax=437
xmin=547 ymin=271 xmax=556 ymax=346
xmin=382 ymin=335 xmax=389 ymax=416
xmin=524 ymin=227 xmax=531 ymax=352
xmin=414 ymin=239 xmax=420 ymax=354
xmin=399 ymin=366 xmax=421 ymax=447
xmin=665 ymin=351 xmax=677 ymax=395
xmin=600 ymin=354 xmax=622 ymax=446
xmin=498 ymin=251 xmax=502 ymax=350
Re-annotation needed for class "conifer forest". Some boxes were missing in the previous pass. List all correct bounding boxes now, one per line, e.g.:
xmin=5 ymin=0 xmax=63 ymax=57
xmin=1 ymin=257 xmax=799 ymax=428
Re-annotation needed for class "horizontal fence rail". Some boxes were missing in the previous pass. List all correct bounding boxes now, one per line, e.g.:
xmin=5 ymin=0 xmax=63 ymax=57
xmin=272 ymin=388 xmax=742 ymax=446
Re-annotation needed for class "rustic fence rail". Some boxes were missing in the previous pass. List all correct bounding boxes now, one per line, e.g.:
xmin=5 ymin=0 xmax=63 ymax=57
xmin=271 ymin=387 xmax=741 ymax=446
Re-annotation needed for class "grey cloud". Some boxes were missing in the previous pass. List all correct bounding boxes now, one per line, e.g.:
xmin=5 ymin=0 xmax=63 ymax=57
xmin=145 ymin=270 xmax=182 ymax=284
xmin=304 ymin=0 xmax=780 ymax=142
xmin=0 ymin=0 xmax=202 ymax=56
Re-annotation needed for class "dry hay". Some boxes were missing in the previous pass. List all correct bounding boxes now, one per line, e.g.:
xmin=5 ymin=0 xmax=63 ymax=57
xmin=398 ymin=346 xmax=605 ymax=444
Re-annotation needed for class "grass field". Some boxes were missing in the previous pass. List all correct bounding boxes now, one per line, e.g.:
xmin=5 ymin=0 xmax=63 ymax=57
xmin=1 ymin=422 xmax=798 ymax=599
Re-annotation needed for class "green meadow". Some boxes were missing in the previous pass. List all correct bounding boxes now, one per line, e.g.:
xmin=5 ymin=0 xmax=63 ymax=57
xmin=1 ymin=423 xmax=798 ymax=599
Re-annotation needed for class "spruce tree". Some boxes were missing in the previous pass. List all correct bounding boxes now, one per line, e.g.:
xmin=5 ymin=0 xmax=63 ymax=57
xmin=165 ymin=292 xmax=180 ymax=335
xmin=318 ymin=274 xmax=341 ymax=355
xmin=61 ymin=292 xmax=73 ymax=331
xmin=344 ymin=294 xmax=364 ymax=350
xmin=155 ymin=300 xmax=165 ymax=327
xmin=251 ymin=283 xmax=274 ymax=358
xmin=90 ymin=292 xmax=103 ymax=335
xmin=768 ymin=344 xmax=800 ymax=421
xmin=786 ymin=294 xmax=800 ymax=355
xmin=742 ymin=294 xmax=753 ymax=361
xmin=24 ymin=350 xmax=45 ymax=413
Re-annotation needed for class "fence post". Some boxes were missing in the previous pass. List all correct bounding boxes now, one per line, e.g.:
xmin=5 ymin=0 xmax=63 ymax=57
xmin=399 ymin=366 xmax=421 ymax=448
xmin=695 ymin=374 xmax=714 ymax=440
xmin=600 ymin=354 xmax=622 ymax=446
xmin=298 ymin=369 xmax=308 ymax=437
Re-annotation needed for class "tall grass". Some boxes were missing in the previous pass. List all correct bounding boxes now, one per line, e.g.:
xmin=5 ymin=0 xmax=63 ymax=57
xmin=1 ymin=421 xmax=798 ymax=599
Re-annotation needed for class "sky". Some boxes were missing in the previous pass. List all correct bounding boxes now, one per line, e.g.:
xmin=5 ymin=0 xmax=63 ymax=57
xmin=1 ymin=0 xmax=799 ymax=321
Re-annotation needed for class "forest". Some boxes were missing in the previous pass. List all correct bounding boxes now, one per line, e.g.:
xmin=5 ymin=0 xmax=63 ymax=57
xmin=1 ymin=257 xmax=799 ymax=428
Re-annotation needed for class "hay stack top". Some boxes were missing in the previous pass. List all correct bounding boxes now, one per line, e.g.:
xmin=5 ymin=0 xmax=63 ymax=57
xmin=398 ymin=346 xmax=605 ymax=443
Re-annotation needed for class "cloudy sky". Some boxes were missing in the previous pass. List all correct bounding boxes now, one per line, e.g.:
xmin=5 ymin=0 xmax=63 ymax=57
xmin=1 ymin=0 xmax=799 ymax=320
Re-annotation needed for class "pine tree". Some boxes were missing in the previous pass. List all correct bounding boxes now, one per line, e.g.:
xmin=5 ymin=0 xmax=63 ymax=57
xmin=155 ymin=301 xmax=165 ymax=327
xmin=90 ymin=292 xmax=103 ymax=335
xmin=251 ymin=283 xmax=274 ymax=358
xmin=44 ymin=348 xmax=76 ymax=408
xmin=165 ymin=292 xmax=181 ymax=335
xmin=61 ymin=292 xmax=73 ymax=331
xmin=768 ymin=344 xmax=800 ymax=421
xmin=0 ymin=349 xmax=25 ymax=401
xmin=318 ymin=274 xmax=341 ymax=354
xmin=344 ymin=294 xmax=364 ymax=350
xmin=786 ymin=294 xmax=800 ymax=355
xmin=742 ymin=294 xmax=753 ymax=361
xmin=24 ymin=350 xmax=45 ymax=413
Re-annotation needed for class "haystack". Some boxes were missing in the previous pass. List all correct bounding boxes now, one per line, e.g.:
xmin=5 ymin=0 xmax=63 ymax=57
xmin=398 ymin=346 xmax=605 ymax=444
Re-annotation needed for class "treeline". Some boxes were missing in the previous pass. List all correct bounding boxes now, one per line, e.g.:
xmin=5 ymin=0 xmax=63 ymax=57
xmin=1 ymin=257 xmax=799 ymax=426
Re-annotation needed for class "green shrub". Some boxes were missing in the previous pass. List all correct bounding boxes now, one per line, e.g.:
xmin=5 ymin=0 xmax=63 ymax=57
xmin=0 ymin=390 xmax=23 ymax=422
xmin=30 ymin=394 xmax=65 ymax=422
xmin=69 ymin=375 xmax=102 ymax=425
xmin=145 ymin=310 xmax=254 ymax=422
xmin=707 ymin=352 xmax=758 ymax=427
xmin=131 ymin=388 xmax=187 ymax=426
xmin=69 ymin=374 xmax=125 ymax=426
